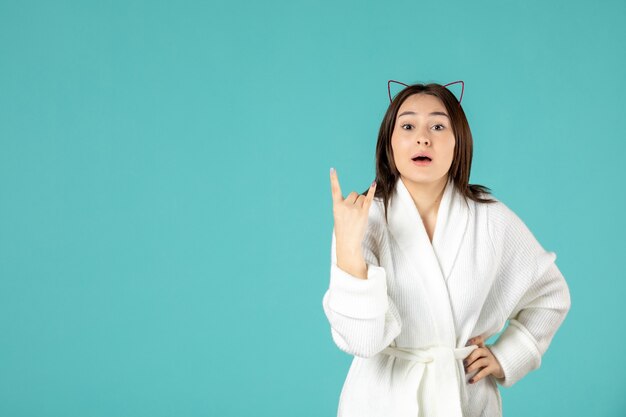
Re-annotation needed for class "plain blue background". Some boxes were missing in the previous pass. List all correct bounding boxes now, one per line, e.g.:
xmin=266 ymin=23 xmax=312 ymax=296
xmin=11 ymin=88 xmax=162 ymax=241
xmin=1 ymin=0 xmax=624 ymax=416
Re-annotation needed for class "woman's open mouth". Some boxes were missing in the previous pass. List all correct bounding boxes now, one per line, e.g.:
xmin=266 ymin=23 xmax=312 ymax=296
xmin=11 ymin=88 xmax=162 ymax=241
xmin=411 ymin=155 xmax=432 ymax=166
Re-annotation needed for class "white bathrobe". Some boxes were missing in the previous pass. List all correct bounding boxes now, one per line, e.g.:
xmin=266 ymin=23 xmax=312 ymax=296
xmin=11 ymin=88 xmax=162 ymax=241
xmin=322 ymin=176 xmax=571 ymax=417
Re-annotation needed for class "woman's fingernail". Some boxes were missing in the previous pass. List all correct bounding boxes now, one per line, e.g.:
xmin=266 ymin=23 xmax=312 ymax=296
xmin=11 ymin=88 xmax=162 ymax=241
xmin=330 ymin=167 xmax=335 ymax=174
xmin=371 ymin=180 xmax=376 ymax=187
xmin=469 ymin=378 xmax=474 ymax=384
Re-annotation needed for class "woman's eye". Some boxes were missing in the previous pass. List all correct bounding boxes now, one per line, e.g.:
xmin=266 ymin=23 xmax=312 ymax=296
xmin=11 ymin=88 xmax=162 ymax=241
xmin=401 ymin=123 xmax=446 ymax=131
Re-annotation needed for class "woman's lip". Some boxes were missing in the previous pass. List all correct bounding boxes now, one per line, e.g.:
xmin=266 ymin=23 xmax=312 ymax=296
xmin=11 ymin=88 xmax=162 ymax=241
xmin=411 ymin=159 xmax=433 ymax=166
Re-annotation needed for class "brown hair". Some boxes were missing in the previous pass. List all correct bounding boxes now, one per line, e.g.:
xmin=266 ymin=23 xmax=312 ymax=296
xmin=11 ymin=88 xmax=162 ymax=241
xmin=361 ymin=82 xmax=497 ymax=223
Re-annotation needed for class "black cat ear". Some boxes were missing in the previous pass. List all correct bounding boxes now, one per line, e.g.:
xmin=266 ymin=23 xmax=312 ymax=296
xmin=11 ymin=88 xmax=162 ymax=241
xmin=388 ymin=80 xmax=409 ymax=103
xmin=443 ymin=80 xmax=465 ymax=104
xmin=388 ymin=79 xmax=465 ymax=105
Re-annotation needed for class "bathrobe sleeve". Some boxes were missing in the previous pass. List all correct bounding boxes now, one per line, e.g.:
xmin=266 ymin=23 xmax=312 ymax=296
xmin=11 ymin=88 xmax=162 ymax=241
xmin=322 ymin=225 xmax=402 ymax=358
xmin=487 ymin=202 xmax=572 ymax=388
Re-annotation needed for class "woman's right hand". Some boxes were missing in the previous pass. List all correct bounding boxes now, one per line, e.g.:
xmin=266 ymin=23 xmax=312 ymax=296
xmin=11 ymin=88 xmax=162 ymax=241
xmin=329 ymin=167 xmax=377 ymax=276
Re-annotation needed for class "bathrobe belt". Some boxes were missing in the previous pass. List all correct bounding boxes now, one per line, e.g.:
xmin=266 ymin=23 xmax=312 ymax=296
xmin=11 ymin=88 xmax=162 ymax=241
xmin=380 ymin=344 xmax=479 ymax=417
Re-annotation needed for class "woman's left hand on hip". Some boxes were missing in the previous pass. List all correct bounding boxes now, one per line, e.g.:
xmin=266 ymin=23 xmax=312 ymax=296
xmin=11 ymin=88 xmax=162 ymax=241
xmin=463 ymin=335 xmax=504 ymax=383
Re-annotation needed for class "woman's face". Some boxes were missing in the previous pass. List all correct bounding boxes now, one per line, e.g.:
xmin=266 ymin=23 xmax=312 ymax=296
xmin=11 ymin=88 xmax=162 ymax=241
xmin=391 ymin=93 xmax=456 ymax=187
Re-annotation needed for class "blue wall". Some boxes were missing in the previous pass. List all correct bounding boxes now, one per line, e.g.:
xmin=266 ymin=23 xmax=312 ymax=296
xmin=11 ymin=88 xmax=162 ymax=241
xmin=1 ymin=0 xmax=624 ymax=415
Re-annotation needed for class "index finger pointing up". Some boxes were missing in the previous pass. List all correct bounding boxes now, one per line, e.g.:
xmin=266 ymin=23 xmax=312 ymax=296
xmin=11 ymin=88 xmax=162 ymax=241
xmin=329 ymin=167 xmax=343 ymax=205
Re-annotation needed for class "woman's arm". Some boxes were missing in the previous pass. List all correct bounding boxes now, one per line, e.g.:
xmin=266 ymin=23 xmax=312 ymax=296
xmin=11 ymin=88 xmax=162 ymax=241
xmin=486 ymin=202 xmax=572 ymax=388
xmin=322 ymin=227 xmax=403 ymax=358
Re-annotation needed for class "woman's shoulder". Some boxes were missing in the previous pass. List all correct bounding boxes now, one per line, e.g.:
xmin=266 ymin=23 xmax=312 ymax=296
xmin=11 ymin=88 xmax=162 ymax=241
xmin=480 ymin=195 xmax=541 ymax=249
xmin=485 ymin=196 xmax=524 ymax=226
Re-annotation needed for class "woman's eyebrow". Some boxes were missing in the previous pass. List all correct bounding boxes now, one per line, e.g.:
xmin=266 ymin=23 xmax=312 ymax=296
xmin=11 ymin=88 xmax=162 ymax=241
xmin=397 ymin=111 xmax=449 ymax=119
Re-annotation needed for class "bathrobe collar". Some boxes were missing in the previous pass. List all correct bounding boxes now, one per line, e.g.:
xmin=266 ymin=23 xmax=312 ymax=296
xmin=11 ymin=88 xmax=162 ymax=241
xmin=387 ymin=176 xmax=470 ymax=346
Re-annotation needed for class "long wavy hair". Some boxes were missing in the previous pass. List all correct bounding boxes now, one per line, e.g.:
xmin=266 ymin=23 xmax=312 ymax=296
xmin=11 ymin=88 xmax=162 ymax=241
xmin=362 ymin=82 xmax=497 ymax=223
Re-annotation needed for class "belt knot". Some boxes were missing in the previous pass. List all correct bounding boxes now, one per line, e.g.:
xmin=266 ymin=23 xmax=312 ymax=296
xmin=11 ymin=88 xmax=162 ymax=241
xmin=380 ymin=344 xmax=479 ymax=417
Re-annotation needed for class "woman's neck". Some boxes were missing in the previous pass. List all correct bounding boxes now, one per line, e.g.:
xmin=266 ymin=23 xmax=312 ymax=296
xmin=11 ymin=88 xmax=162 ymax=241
xmin=401 ymin=175 xmax=448 ymax=217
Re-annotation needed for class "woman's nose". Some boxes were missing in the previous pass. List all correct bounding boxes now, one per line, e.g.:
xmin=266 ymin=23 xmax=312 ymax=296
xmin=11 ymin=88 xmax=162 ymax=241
xmin=416 ymin=137 xmax=430 ymax=146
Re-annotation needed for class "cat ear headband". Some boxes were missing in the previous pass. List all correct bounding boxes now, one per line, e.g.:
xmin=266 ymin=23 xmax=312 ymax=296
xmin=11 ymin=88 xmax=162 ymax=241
xmin=387 ymin=79 xmax=465 ymax=105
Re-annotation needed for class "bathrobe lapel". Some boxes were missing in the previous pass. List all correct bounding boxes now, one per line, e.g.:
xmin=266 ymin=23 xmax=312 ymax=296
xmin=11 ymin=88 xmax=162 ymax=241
xmin=387 ymin=176 xmax=469 ymax=346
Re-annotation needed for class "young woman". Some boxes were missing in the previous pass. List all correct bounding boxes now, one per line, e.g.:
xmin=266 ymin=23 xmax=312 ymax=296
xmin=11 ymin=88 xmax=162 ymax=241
xmin=322 ymin=81 xmax=571 ymax=417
